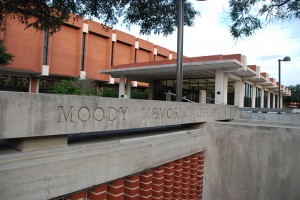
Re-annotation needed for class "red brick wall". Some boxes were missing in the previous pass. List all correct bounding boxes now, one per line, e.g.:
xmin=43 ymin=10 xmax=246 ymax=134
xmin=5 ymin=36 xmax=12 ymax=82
xmin=136 ymin=49 xmax=153 ymax=63
xmin=114 ymin=42 xmax=134 ymax=66
xmin=49 ymin=25 xmax=82 ymax=77
xmin=56 ymin=152 xmax=205 ymax=200
xmin=3 ymin=17 xmax=43 ymax=73
xmin=86 ymin=33 xmax=110 ymax=81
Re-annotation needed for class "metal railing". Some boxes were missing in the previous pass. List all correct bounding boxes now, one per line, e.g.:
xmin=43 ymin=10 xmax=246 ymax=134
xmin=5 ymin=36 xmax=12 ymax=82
xmin=164 ymin=91 xmax=195 ymax=103
xmin=164 ymin=91 xmax=226 ymax=104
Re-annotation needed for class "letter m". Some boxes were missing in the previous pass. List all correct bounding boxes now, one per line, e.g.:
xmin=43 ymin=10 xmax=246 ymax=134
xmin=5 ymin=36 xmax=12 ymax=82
xmin=58 ymin=106 xmax=74 ymax=123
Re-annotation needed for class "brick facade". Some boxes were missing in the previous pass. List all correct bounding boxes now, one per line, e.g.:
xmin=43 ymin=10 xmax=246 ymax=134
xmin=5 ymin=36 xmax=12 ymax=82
xmin=55 ymin=152 xmax=205 ymax=200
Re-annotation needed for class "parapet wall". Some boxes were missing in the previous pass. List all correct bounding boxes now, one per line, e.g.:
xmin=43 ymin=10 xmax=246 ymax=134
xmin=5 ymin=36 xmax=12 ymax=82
xmin=0 ymin=91 xmax=238 ymax=139
xmin=204 ymin=122 xmax=300 ymax=200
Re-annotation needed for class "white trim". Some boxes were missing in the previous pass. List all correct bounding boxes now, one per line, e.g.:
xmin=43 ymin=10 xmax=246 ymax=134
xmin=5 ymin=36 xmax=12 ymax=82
xmin=83 ymin=23 xmax=89 ymax=33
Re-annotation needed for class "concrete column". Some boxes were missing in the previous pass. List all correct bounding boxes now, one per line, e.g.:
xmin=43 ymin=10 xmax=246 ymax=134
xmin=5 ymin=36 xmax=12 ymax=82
xmin=280 ymin=96 xmax=283 ymax=108
xmin=260 ymin=89 xmax=264 ymax=108
xmin=215 ymin=69 xmax=228 ymax=104
xmin=126 ymin=78 xmax=131 ymax=99
xmin=252 ymin=86 xmax=256 ymax=108
xmin=199 ymin=90 xmax=207 ymax=104
xmin=119 ymin=76 xmax=126 ymax=98
xmin=148 ymin=81 xmax=153 ymax=100
xmin=267 ymin=91 xmax=271 ymax=108
xmin=272 ymin=93 xmax=276 ymax=108
xmin=29 ymin=77 xmax=39 ymax=93
xmin=234 ymin=81 xmax=244 ymax=107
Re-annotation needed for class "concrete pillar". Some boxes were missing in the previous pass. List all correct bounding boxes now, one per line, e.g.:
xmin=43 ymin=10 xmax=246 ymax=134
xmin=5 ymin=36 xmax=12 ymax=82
xmin=199 ymin=90 xmax=207 ymax=104
xmin=29 ymin=77 xmax=39 ymax=93
xmin=234 ymin=81 xmax=244 ymax=107
xmin=148 ymin=81 xmax=153 ymax=100
xmin=215 ymin=69 xmax=228 ymax=104
xmin=272 ymin=93 xmax=276 ymax=108
xmin=267 ymin=91 xmax=271 ymax=108
xmin=260 ymin=89 xmax=264 ymax=108
xmin=252 ymin=86 xmax=256 ymax=108
xmin=280 ymin=96 xmax=283 ymax=108
xmin=126 ymin=78 xmax=131 ymax=99
xmin=119 ymin=75 xmax=126 ymax=98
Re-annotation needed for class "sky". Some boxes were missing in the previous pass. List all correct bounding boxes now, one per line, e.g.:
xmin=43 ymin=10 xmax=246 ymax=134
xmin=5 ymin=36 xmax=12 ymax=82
xmin=114 ymin=0 xmax=300 ymax=86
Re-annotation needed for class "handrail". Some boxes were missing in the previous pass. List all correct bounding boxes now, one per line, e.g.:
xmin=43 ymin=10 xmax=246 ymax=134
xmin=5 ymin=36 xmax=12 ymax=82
xmin=164 ymin=91 xmax=226 ymax=104
xmin=202 ymin=96 xmax=226 ymax=105
xmin=164 ymin=92 xmax=195 ymax=103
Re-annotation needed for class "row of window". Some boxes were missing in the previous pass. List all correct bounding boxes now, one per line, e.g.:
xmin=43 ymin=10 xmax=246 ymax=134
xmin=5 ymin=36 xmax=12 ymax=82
xmin=244 ymin=83 xmax=278 ymax=108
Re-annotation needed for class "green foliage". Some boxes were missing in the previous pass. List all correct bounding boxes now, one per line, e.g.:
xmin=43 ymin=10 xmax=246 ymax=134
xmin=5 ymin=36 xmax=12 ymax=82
xmin=1 ymin=0 xmax=199 ymax=36
xmin=283 ymin=84 xmax=300 ymax=108
xmin=51 ymin=78 xmax=98 ymax=96
xmin=0 ymin=39 xmax=14 ymax=66
xmin=228 ymin=0 xmax=300 ymax=38
xmin=131 ymin=89 xmax=148 ymax=99
xmin=101 ymin=86 xmax=118 ymax=98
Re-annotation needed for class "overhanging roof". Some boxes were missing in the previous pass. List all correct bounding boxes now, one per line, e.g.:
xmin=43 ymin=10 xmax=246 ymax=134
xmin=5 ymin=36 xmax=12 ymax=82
xmin=100 ymin=59 xmax=244 ymax=82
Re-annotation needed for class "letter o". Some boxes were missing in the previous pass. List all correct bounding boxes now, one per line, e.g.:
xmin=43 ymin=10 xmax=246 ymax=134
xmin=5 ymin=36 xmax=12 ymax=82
xmin=78 ymin=107 xmax=90 ymax=122
xmin=94 ymin=107 xmax=104 ymax=121
xmin=167 ymin=108 xmax=173 ymax=118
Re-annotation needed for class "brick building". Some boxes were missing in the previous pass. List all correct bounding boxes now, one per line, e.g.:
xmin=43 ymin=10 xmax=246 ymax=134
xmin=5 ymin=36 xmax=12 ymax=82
xmin=0 ymin=16 xmax=291 ymax=108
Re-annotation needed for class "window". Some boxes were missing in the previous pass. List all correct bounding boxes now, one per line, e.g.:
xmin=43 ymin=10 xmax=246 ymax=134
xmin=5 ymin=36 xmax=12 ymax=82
xmin=81 ymin=33 xmax=86 ymax=71
xmin=270 ymin=93 xmax=274 ymax=108
xmin=264 ymin=91 xmax=269 ymax=108
xmin=42 ymin=30 xmax=49 ymax=65
xmin=244 ymin=83 xmax=253 ymax=107
xmin=255 ymin=87 xmax=262 ymax=107
xmin=0 ymin=75 xmax=29 ymax=92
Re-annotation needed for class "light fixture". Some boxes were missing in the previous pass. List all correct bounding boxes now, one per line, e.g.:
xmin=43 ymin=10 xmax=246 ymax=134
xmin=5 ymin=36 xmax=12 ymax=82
xmin=278 ymin=56 xmax=291 ymax=111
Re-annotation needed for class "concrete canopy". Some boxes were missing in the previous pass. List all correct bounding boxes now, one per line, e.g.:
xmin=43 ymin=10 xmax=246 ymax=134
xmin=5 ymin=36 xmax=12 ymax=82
xmin=99 ymin=55 xmax=246 ymax=82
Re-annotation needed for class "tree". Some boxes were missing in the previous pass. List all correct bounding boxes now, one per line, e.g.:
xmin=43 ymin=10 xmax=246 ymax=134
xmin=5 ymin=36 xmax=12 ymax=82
xmin=1 ymin=0 xmax=199 ymax=36
xmin=284 ymin=84 xmax=300 ymax=108
xmin=51 ymin=78 xmax=98 ymax=96
xmin=228 ymin=0 xmax=300 ymax=38
xmin=0 ymin=39 xmax=14 ymax=65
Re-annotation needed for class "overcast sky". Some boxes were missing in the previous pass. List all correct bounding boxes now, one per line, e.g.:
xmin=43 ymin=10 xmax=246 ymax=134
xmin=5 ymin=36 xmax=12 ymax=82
xmin=115 ymin=0 xmax=300 ymax=86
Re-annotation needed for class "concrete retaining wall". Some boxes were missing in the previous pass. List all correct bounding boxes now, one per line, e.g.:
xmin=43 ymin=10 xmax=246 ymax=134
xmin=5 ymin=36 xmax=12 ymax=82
xmin=0 ymin=91 xmax=238 ymax=139
xmin=239 ymin=111 xmax=300 ymax=123
xmin=204 ymin=122 xmax=300 ymax=200
xmin=0 ymin=129 xmax=209 ymax=200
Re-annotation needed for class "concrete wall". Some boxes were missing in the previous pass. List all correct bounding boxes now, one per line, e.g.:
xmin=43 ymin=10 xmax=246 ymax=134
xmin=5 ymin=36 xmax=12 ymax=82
xmin=0 ymin=128 xmax=209 ymax=200
xmin=239 ymin=111 xmax=300 ymax=123
xmin=0 ymin=91 xmax=238 ymax=139
xmin=204 ymin=122 xmax=300 ymax=200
